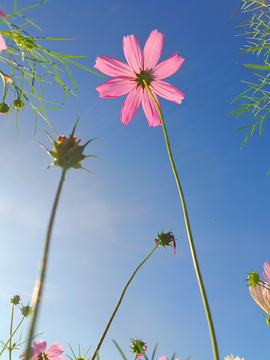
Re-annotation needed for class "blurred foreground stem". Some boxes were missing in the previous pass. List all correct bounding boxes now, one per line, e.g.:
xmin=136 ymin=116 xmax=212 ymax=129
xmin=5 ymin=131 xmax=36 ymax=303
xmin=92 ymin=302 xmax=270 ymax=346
xmin=24 ymin=165 xmax=67 ymax=360
xmin=9 ymin=303 xmax=14 ymax=360
xmin=143 ymin=80 xmax=219 ymax=360
xmin=91 ymin=244 xmax=158 ymax=360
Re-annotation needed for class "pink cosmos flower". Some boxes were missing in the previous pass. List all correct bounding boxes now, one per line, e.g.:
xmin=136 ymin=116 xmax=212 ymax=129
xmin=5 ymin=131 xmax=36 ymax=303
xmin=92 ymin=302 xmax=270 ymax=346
xmin=20 ymin=340 xmax=66 ymax=360
xmin=94 ymin=29 xmax=185 ymax=127
xmin=159 ymin=356 xmax=180 ymax=360
xmin=263 ymin=261 xmax=270 ymax=283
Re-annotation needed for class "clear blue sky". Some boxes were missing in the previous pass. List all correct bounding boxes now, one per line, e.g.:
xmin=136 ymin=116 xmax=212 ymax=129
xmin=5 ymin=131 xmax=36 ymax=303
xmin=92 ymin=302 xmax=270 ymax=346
xmin=0 ymin=1 xmax=269 ymax=360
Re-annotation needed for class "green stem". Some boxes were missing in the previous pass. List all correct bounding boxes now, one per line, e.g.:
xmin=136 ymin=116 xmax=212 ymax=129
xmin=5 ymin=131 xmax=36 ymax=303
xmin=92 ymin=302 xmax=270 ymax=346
xmin=91 ymin=245 xmax=158 ymax=360
xmin=0 ymin=316 xmax=25 ymax=357
xmin=24 ymin=166 xmax=67 ymax=360
xmin=143 ymin=80 xmax=219 ymax=360
xmin=9 ymin=304 xmax=14 ymax=360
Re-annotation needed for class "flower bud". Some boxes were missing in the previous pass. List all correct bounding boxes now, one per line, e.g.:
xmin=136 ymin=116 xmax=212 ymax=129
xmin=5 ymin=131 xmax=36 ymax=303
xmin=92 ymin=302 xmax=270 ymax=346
xmin=247 ymin=270 xmax=260 ymax=287
xmin=155 ymin=229 xmax=176 ymax=254
xmin=0 ymin=102 xmax=9 ymax=113
xmin=10 ymin=295 xmax=20 ymax=305
xmin=38 ymin=118 xmax=97 ymax=172
xmin=14 ymin=99 xmax=24 ymax=109
xmin=130 ymin=339 xmax=147 ymax=358
xmin=24 ymin=39 xmax=35 ymax=50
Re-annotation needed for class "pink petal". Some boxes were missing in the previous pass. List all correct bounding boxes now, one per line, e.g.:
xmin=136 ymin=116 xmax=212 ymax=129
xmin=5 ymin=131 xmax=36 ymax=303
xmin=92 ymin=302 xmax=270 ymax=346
xmin=19 ymin=347 xmax=35 ymax=359
xmin=46 ymin=343 xmax=64 ymax=358
xmin=120 ymin=88 xmax=142 ymax=125
xmin=143 ymin=30 xmax=165 ymax=70
xmin=159 ymin=357 xmax=169 ymax=360
xmin=33 ymin=340 xmax=47 ymax=354
xmin=96 ymin=77 xmax=136 ymax=98
xmin=142 ymin=88 xmax=162 ymax=127
xmin=0 ymin=9 xmax=7 ymax=18
xmin=263 ymin=261 xmax=270 ymax=283
xmin=153 ymin=51 xmax=185 ymax=79
xmin=94 ymin=55 xmax=133 ymax=77
xmin=0 ymin=33 xmax=7 ymax=53
xmin=152 ymin=79 xmax=185 ymax=104
xmin=123 ymin=34 xmax=143 ymax=73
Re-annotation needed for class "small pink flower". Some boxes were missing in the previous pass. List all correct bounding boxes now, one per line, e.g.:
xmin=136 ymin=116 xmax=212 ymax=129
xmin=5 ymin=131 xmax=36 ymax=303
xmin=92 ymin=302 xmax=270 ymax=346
xmin=0 ymin=9 xmax=7 ymax=18
xmin=263 ymin=261 xmax=270 ymax=283
xmin=0 ymin=9 xmax=8 ymax=53
xmin=20 ymin=340 xmax=66 ymax=360
xmin=0 ymin=33 xmax=7 ymax=53
xmin=94 ymin=29 xmax=185 ymax=127
xmin=159 ymin=357 xmax=180 ymax=360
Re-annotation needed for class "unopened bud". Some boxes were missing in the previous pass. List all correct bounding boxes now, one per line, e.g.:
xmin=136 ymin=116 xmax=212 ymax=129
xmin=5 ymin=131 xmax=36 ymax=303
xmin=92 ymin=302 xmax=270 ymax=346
xmin=10 ymin=295 xmax=20 ymax=305
xmin=0 ymin=102 xmax=9 ymax=114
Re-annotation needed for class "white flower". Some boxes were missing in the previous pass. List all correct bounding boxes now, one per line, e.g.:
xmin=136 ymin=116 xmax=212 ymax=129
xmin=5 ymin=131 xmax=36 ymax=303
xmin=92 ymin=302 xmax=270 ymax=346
xmin=224 ymin=355 xmax=244 ymax=360
xmin=249 ymin=281 xmax=270 ymax=314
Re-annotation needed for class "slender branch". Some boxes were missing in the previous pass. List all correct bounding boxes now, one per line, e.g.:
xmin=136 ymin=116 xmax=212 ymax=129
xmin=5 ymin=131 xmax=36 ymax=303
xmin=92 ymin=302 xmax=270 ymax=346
xmin=143 ymin=80 xmax=219 ymax=360
xmin=0 ymin=316 xmax=25 ymax=357
xmin=91 ymin=245 xmax=158 ymax=360
xmin=9 ymin=304 xmax=14 ymax=360
xmin=24 ymin=166 xmax=67 ymax=360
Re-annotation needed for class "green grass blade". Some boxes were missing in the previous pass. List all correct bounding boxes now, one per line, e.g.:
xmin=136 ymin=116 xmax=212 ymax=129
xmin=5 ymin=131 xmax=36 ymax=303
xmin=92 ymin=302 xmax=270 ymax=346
xmin=112 ymin=341 xmax=128 ymax=360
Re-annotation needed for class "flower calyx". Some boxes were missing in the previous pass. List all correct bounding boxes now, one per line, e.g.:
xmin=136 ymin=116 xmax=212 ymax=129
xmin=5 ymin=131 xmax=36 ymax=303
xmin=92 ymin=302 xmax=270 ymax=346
xmin=37 ymin=118 xmax=97 ymax=172
xmin=247 ymin=270 xmax=260 ymax=287
xmin=130 ymin=338 xmax=147 ymax=358
xmin=67 ymin=343 xmax=92 ymax=360
xmin=155 ymin=229 xmax=176 ymax=254
xmin=20 ymin=303 xmax=33 ymax=317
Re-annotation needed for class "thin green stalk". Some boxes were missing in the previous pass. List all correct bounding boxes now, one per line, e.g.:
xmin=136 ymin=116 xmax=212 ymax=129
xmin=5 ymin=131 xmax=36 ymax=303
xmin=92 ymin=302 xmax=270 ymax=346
xmin=24 ymin=165 xmax=67 ymax=360
xmin=0 ymin=316 xmax=25 ymax=357
xmin=9 ymin=304 xmax=14 ymax=360
xmin=143 ymin=80 xmax=219 ymax=360
xmin=91 ymin=245 xmax=158 ymax=360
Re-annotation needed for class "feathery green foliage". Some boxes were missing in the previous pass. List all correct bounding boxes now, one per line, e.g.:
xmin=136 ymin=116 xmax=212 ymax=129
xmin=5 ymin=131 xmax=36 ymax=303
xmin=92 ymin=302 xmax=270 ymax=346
xmin=232 ymin=0 xmax=270 ymax=148
xmin=0 ymin=0 xmax=102 ymax=135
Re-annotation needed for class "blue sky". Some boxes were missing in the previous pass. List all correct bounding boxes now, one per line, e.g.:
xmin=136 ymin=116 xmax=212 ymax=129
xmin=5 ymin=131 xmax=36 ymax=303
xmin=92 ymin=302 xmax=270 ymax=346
xmin=0 ymin=1 xmax=269 ymax=360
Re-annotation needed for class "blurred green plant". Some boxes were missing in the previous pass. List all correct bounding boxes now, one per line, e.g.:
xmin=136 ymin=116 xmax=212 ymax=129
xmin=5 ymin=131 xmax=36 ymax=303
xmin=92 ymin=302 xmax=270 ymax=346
xmin=0 ymin=0 xmax=102 ymax=135
xmin=231 ymin=0 xmax=270 ymax=154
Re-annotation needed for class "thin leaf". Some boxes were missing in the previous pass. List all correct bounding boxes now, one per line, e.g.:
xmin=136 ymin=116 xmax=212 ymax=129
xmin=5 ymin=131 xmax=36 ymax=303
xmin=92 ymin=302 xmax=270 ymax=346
xmin=64 ymin=58 xmax=104 ymax=77
xmin=244 ymin=63 xmax=270 ymax=70
xmin=112 ymin=340 xmax=128 ymax=360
